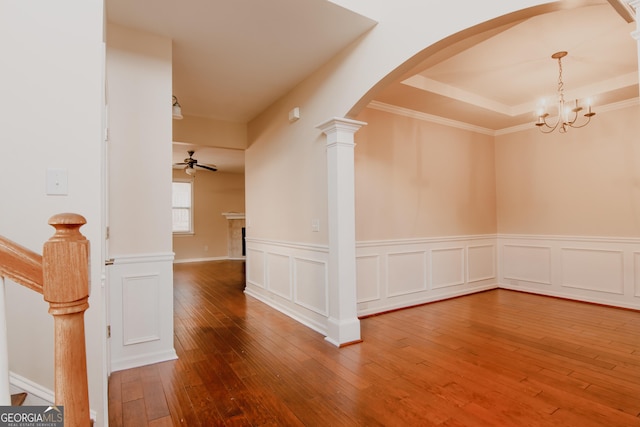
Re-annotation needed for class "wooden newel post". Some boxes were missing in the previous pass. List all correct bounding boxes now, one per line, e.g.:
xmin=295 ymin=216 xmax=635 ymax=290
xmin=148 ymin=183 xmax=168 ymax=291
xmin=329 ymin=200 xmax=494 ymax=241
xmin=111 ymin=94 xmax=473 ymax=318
xmin=42 ymin=213 xmax=91 ymax=427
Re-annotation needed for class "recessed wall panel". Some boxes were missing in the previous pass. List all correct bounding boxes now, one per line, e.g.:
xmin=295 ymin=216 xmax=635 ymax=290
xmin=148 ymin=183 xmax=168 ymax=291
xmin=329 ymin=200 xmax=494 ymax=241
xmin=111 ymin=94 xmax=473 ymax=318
xmin=122 ymin=274 xmax=160 ymax=346
xmin=294 ymin=258 xmax=328 ymax=315
xmin=502 ymin=245 xmax=552 ymax=285
xmin=561 ymin=248 xmax=624 ymax=295
xmin=387 ymin=251 xmax=426 ymax=297
xmin=356 ymin=255 xmax=380 ymax=303
xmin=247 ymin=249 xmax=265 ymax=288
xmin=468 ymin=245 xmax=495 ymax=283
xmin=267 ymin=253 xmax=292 ymax=299
xmin=635 ymin=253 xmax=640 ymax=298
xmin=432 ymin=248 xmax=464 ymax=289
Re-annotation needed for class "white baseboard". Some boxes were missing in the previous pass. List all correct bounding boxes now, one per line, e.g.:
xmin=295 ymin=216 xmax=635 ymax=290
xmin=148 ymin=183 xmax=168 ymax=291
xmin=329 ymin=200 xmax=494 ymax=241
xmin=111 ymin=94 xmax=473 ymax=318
xmin=499 ymin=283 xmax=640 ymax=311
xmin=244 ymin=288 xmax=327 ymax=337
xmin=9 ymin=372 xmax=97 ymax=420
xmin=358 ymin=283 xmax=499 ymax=317
xmin=9 ymin=371 xmax=53 ymax=405
xmin=110 ymin=348 xmax=178 ymax=373
xmin=173 ymin=256 xmax=243 ymax=264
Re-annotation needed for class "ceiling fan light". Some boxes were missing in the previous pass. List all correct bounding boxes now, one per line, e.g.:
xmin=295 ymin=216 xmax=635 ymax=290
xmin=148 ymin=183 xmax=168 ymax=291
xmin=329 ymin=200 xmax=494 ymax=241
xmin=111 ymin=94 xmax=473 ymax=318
xmin=185 ymin=166 xmax=196 ymax=176
xmin=172 ymin=95 xmax=183 ymax=120
xmin=172 ymin=105 xmax=183 ymax=120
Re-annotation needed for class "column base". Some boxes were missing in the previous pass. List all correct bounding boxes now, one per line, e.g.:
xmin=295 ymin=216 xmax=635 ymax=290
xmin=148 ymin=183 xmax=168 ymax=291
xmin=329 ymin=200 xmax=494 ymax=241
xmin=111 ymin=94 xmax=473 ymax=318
xmin=324 ymin=316 xmax=361 ymax=347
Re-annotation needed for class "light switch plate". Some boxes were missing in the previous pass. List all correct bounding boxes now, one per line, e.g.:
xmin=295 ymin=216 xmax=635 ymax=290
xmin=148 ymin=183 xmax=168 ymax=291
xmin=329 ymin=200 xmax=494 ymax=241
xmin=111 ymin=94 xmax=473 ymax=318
xmin=46 ymin=168 xmax=68 ymax=195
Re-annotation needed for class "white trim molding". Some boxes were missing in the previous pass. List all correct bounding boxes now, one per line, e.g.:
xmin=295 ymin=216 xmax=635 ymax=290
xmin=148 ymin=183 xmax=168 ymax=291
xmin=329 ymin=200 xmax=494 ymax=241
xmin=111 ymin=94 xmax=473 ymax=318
xmin=498 ymin=234 xmax=640 ymax=310
xmin=246 ymin=234 xmax=640 ymax=343
xmin=222 ymin=212 xmax=245 ymax=220
xmin=108 ymin=252 xmax=178 ymax=372
xmin=245 ymin=238 xmax=331 ymax=337
xmin=356 ymin=235 xmax=498 ymax=316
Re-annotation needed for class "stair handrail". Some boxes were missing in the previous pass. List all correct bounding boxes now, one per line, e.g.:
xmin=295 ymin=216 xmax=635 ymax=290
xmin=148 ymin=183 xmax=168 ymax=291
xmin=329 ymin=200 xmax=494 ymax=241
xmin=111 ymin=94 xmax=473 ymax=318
xmin=0 ymin=236 xmax=44 ymax=295
xmin=0 ymin=213 xmax=91 ymax=427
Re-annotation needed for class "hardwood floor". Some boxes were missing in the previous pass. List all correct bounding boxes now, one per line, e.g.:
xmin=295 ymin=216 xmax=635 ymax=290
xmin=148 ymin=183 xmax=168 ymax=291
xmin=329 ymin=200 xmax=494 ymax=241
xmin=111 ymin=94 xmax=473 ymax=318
xmin=108 ymin=260 xmax=640 ymax=426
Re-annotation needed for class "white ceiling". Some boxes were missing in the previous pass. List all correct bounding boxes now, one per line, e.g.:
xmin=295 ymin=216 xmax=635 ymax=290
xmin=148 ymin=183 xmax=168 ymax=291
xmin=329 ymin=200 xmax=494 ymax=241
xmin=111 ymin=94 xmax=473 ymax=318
xmin=375 ymin=1 xmax=638 ymax=132
xmin=108 ymin=0 xmax=638 ymax=172
xmin=107 ymin=0 xmax=377 ymax=122
xmin=107 ymin=0 xmax=376 ymax=173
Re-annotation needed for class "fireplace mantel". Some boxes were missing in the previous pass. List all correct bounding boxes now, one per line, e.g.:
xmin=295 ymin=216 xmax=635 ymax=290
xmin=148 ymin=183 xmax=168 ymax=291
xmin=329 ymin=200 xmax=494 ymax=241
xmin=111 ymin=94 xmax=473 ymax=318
xmin=222 ymin=212 xmax=245 ymax=220
xmin=221 ymin=213 xmax=246 ymax=259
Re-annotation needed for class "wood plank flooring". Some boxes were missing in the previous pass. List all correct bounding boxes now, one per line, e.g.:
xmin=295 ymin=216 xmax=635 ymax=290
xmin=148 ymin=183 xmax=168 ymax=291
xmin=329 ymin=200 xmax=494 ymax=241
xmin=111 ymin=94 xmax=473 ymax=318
xmin=108 ymin=260 xmax=640 ymax=426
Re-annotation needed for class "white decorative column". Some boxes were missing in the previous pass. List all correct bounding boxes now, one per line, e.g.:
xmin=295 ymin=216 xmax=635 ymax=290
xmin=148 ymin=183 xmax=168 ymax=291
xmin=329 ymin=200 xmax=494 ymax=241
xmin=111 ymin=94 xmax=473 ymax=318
xmin=316 ymin=117 xmax=367 ymax=347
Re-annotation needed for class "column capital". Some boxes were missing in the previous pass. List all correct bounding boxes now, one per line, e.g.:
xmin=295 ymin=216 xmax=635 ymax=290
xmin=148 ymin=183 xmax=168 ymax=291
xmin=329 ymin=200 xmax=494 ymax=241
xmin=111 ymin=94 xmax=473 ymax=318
xmin=316 ymin=117 xmax=367 ymax=147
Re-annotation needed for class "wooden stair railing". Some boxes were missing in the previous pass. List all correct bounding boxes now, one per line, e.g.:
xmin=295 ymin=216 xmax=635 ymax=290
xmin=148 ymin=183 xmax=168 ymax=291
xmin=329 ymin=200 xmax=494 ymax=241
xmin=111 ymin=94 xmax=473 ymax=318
xmin=0 ymin=213 xmax=91 ymax=427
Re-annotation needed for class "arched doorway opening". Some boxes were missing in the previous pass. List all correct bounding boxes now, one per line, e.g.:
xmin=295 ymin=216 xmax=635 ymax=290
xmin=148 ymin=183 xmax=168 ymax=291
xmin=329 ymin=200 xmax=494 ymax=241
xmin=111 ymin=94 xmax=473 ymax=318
xmin=348 ymin=1 xmax=639 ymax=317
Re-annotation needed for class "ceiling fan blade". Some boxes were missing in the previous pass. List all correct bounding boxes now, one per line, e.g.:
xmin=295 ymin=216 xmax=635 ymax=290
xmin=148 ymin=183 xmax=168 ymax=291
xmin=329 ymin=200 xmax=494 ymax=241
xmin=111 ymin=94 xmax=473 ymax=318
xmin=196 ymin=164 xmax=217 ymax=172
xmin=173 ymin=162 xmax=189 ymax=166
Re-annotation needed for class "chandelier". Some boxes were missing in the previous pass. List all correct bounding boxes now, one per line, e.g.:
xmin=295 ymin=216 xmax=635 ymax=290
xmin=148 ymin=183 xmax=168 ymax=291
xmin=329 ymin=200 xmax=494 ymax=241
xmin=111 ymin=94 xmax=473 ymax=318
xmin=535 ymin=51 xmax=595 ymax=133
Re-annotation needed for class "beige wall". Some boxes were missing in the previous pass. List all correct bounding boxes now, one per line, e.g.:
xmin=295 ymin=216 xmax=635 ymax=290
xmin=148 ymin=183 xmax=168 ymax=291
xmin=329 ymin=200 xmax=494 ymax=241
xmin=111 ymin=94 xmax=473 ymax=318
xmin=172 ymin=170 xmax=245 ymax=261
xmin=107 ymin=24 xmax=174 ymax=255
xmin=1 ymin=0 xmax=106 ymax=422
xmin=246 ymin=0 xmax=557 ymax=246
xmin=496 ymin=104 xmax=640 ymax=237
xmin=173 ymin=115 xmax=247 ymax=150
xmin=106 ymin=24 xmax=178 ymax=374
xmin=353 ymin=104 xmax=640 ymax=241
xmin=354 ymin=108 xmax=497 ymax=240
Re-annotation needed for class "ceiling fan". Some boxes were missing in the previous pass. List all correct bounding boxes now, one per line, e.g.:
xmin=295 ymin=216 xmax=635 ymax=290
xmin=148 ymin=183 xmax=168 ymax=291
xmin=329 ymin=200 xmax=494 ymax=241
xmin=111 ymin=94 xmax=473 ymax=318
xmin=174 ymin=150 xmax=217 ymax=175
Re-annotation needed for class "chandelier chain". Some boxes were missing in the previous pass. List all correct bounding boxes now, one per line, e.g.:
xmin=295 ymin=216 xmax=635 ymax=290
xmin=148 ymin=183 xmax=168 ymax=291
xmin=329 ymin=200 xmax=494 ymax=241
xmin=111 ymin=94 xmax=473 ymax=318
xmin=557 ymin=56 xmax=565 ymax=105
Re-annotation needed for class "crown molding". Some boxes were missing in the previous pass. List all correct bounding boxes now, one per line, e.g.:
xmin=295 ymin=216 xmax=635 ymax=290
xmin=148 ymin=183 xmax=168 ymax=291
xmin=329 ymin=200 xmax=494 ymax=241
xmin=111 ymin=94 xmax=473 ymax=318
xmin=367 ymin=101 xmax=495 ymax=136
xmin=367 ymin=97 xmax=640 ymax=137
xmin=606 ymin=0 xmax=636 ymax=23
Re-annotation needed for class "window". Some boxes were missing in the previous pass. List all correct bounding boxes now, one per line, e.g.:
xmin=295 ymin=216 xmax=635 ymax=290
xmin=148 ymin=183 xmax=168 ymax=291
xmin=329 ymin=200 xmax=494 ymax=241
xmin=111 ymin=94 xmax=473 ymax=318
xmin=172 ymin=181 xmax=193 ymax=233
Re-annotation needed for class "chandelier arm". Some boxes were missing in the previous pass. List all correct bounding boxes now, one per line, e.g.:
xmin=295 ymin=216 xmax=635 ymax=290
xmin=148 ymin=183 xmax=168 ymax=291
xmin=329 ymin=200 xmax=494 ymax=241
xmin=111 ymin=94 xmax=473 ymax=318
xmin=568 ymin=115 xmax=593 ymax=129
xmin=538 ymin=117 xmax=560 ymax=133
xmin=566 ymin=109 xmax=580 ymax=126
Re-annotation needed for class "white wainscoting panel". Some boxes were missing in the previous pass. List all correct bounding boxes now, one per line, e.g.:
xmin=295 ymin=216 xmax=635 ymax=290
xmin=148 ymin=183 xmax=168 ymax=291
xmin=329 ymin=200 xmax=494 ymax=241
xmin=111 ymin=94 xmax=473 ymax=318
xmin=635 ymin=253 xmax=640 ymax=298
xmin=246 ymin=249 xmax=265 ymax=289
xmin=502 ymin=244 xmax=552 ymax=285
xmin=294 ymin=258 xmax=328 ymax=316
xmin=561 ymin=248 xmax=624 ymax=295
xmin=356 ymin=255 xmax=380 ymax=303
xmin=356 ymin=236 xmax=497 ymax=316
xmin=245 ymin=238 xmax=330 ymax=336
xmin=387 ymin=251 xmax=427 ymax=296
xmin=499 ymin=235 xmax=640 ymax=310
xmin=468 ymin=244 xmax=496 ymax=283
xmin=109 ymin=252 xmax=177 ymax=372
xmin=431 ymin=247 xmax=465 ymax=289
xmin=122 ymin=274 xmax=161 ymax=345
xmin=245 ymin=235 xmax=640 ymax=341
xmin=267 ymin=253 xmax=292 ymax=299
